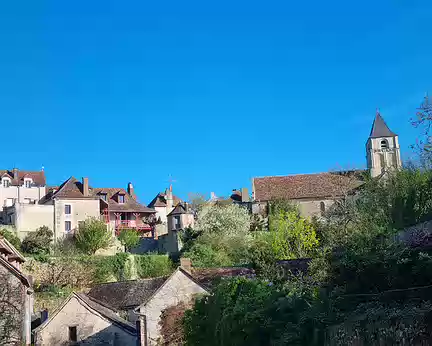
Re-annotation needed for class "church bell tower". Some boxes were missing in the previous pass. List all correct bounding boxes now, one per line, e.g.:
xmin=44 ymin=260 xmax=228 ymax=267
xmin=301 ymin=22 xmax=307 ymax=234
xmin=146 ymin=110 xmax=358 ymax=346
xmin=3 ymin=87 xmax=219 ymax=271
xmin=366 ymin=111 xmax=402 ymax=177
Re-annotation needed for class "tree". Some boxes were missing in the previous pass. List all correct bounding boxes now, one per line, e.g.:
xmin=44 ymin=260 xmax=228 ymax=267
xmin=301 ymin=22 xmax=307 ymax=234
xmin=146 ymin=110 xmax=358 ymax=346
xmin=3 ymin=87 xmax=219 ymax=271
xmin=118 ymin=228 xmax=140 ymax=251
xmin=21 ymin=226 xmax=53 ymax=254
xmin=0 ymin=228 xmax=21 ymax=249
xmin=75 ymin=218 xmax=112 ymax=255
xmin=412 ymin=94 xmax=432 ymax=163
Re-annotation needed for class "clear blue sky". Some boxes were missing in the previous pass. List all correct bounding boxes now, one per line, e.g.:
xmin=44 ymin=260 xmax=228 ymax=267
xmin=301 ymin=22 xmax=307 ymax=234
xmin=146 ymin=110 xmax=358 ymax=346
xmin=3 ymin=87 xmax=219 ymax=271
xmin=1 ymin=1 xmax=431 ymax=203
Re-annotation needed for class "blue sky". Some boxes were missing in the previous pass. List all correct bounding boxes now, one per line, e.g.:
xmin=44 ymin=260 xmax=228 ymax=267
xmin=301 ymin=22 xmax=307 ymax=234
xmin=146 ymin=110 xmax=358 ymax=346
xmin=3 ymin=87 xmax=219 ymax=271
xmin=1 ymin=1 xmax=431 ymax=203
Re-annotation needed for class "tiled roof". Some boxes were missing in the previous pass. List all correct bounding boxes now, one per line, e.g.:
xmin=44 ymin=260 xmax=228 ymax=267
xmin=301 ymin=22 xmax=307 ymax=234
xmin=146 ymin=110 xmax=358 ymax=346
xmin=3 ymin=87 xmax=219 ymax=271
xmin=87 ymin=276 xmax=169 ymax=310
xmin=167 ymin=203 xmax=191 ymax=216
xmin=0 ymin=169 xmax=45 ymax=186
xmin=92 ymin=187 xmax=155 ymax=213
xmin=43 ymin=177 xmax=155 ymax=213
xmin=191 ymin=267 xmax=255 ymax=288
xmin=148 ymin=192 xmax=182 ymax=208
xmin=370 ymin=112 xmax=397 ymax=138
xmin=253 ymin=172 xmax=363 ymax=201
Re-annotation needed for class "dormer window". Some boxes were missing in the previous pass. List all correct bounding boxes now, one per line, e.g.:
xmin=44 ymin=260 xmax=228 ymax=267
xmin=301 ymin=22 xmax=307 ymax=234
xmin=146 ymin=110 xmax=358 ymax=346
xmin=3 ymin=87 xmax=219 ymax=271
xmin=24 ymin=179 xmax=32 ymax=188
xmin=118 ymin=194 xmax=125 ymax=204
xmin=100 ymin=193 xmax=107 ymax=202
xmin=2 ymin=178 xmax=11 ymax=188
xmin=380 ymin=139 xmax=389 ymax=149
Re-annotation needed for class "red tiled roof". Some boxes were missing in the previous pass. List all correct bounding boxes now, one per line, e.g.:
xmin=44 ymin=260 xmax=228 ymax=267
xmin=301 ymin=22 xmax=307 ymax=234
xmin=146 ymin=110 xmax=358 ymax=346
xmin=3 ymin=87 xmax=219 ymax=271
xmin=0 ymin=169 xmax=45 ymax=186
xmin=253 ymin=172 xmax=363 ymax=201
xmin=92 ymin=187 xmax=155 ymax=213
xmin=148 ymin=192 xmax=182 ymax=208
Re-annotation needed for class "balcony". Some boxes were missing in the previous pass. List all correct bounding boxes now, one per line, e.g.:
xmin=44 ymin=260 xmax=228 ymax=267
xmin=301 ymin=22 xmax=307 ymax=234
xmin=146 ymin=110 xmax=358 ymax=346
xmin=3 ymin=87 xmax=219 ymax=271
xmin=114 ymin=220 xmax=152 ymax=235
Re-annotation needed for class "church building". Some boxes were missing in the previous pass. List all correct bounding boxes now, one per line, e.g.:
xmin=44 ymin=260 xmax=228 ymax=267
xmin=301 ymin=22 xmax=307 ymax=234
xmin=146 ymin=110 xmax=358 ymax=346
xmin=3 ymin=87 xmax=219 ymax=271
xmin=252 ymin=111 xmax=402 ymax=218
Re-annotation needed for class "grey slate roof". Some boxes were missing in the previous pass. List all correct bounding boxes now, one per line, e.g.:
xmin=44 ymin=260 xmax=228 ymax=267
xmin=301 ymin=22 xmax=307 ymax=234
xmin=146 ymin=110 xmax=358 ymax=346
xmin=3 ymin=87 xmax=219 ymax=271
xmin=87 ymin=276 xmax=168 ymax=310
xmin=167 ymin=203 xmax=190 ymax=216
xmin=370 ymin=112 xmax=397 ymax=138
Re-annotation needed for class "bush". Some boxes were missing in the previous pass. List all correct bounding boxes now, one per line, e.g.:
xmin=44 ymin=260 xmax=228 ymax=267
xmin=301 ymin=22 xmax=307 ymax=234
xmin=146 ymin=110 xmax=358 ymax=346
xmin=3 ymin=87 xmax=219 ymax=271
xmin=75 ymin=217 xmax=112 ymax=255
xmin=183 ymin=242 xmax=233 ymax=268
xmin=21 ymin=226 xmax=53 ymax=254
xmin=118 ymin=228 xmax=140 ymax=251
xmin=135 ymin=254 xmax=173 ymax=278
xmin=0 ymin=228 xmax=21 ymax=249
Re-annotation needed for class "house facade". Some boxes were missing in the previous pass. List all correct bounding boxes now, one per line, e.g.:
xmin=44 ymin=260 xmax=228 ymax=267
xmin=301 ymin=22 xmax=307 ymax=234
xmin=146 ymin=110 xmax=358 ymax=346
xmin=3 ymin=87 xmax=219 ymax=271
xmin=148 ymin=186 xmax=182 ymax=236
xmin=0 ymin=168 xmax=46 ymax=223
xmin=34 ymin=292 xmax=138 ymax=345
xmin=252 ymin=112 xmax=401 ymax=218
xmin=4 ymin=176 xmax=156 ymax=241
xmin=0 ymin=236 xmax=33 ymax=345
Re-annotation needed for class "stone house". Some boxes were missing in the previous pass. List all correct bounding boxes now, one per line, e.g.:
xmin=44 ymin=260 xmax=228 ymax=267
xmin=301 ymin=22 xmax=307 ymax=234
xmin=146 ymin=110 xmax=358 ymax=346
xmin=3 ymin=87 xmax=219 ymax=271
xmin=252 ymin=112 xmax=401 ymax=218
xmin=158 ymin=202 xmax=195 ymax=254
xmin=0 ymin=236 xmax=33 ymax=345
xmin=33 ymin=292 xmax=138 ymax=345
xmin=4 ymin=176 xmax=156 ymax=241
xmin=0 ymin=168 xmax=46 ymax=223
xmin=148 ymin=186 xmax=182 ymax=236
xmin=88 ymin=259 xmax=254 ymax=345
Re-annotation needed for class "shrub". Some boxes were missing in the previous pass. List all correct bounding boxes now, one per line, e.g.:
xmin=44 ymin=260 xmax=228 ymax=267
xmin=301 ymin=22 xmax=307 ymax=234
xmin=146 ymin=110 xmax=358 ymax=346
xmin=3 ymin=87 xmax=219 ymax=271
xmin=0 ymin=228 xmax=21 ymax=249
xmin=75 ymin=217 xmax=112 ymax=255
xmin=21 ymin=226 xmax=53 ymax=254
xmin=118 ymin=228 xmax=140 ymax=251
xmin=183 ymin=242 xmax=233 ymax=268
xmin=135 ymin=254 xmax=173 ymax=278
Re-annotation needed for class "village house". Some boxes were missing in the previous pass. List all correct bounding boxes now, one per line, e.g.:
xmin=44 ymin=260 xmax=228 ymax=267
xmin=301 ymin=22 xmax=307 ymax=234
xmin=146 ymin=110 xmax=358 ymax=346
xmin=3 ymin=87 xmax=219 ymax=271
xmin=0 ymin=168 xmax=46 ymax=223
xmin=33 ymin=292 xmax=138 ymax=345
xmin=88 ymin=259 xmax=253 ymax=345
xmin=148 ymin=185 xmax=183 ymax=236
xmin=0 ymin=236 xmax=33 ymax=345
xmin=252 ymin=112 xmax=402 ymax=218
xmin=4 ymin=176 xmax=156 ymax=241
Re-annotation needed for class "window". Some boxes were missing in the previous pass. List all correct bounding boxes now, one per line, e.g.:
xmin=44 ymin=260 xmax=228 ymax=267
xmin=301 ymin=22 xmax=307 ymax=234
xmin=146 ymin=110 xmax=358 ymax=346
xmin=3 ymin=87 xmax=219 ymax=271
xmin=68 ymin=326 xmax=77 ymax=342
xmin=65 ymin=204 xmax=71 ymax=215
xmin=65 ymin=221 xmax=72 ymax=232
xmin=100 ymin=193 xmax=107 ymax=201
xmin=380 ymin=139 xmax=389 ymax=149
xmin=2 ymin=178 xmax=10 ymax=188
xmin=118 ymin=195 xmax=125 ymax=204
xmin=174 ymin=215 xmax=181 ymax=229
xmin=24 ymin=179 xmax=32 ymax=188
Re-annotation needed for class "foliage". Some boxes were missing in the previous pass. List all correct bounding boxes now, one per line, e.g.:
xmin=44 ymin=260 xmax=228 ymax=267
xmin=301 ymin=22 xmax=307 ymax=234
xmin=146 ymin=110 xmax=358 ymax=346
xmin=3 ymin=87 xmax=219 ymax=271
xmin=159 ymin=300 xmax=194 ymax=345
xmin=135 ymin=254 xmax=173 ymax=278
xmin=118 ymin=228 xmax=140 ymax=251
xmin=0 ymin=228 xmax=21 ymax=249
xmin=75 ymin=217 xmax=112 ymax=255
xmin=249 ymin=213 xmax=267 ymax=232
xmin=182 ymin=242 xmax=233 ymax=267
xmin=411 ymin=95 xmax=432 ymax=163
xmin=179 ymin=226 xmax=202 ymax=253
xmin=21 ymin=225 xmax=53 ymax=254
xmin=50 ymin=237 xmax=82 ymax=257
xmin=183 ymin=277 xmax=321 ymax=346
xmin=269 ymin=210 xmax=319 ymax=260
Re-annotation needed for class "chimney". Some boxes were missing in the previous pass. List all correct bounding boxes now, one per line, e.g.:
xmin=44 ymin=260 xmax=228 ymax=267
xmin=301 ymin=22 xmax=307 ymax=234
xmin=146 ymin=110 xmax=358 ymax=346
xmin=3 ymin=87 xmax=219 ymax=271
xmin=210 ymin=192 xmax=216 ymax=200
xmin=166 ymin=187 xmax=173 ymax=210
xmin=180 ymin=258 xmax=192 ymax=273
xmin=82 ymin=177 xmax=89 ymax=197
xmin=13 ymin=168 xmax=18 ymax=180
xmin=241 ymin=188 xmax=249 ymax=203
xmin=127 ymin=182 xmax=136 ymax=200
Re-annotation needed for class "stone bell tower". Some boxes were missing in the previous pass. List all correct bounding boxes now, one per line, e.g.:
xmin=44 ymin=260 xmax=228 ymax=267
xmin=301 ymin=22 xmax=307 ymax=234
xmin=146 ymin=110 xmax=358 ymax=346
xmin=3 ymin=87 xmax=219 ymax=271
xmin=366 ymin=111 xmax=402 ymax=178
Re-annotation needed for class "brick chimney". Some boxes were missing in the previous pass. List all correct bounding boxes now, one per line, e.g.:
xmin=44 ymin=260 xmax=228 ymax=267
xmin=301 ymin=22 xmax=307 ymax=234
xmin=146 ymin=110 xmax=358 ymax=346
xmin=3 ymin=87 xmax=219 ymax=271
xmin=82 ymin=177 xmax=89 ymax=197
xmin=127 ymin=182 xmax=136 ymax=200
xmin=180 ymin=258 xmax=192 ymax=273
xmin=12 ymin=168 xmax=18 ymax=181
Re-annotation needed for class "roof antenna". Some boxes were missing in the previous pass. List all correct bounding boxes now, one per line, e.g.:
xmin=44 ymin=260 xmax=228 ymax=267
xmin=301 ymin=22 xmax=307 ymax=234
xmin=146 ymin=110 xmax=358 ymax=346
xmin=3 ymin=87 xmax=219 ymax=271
xmin=376 ymin=107 xmax=380 ymax=116
xmin=41 ymin=165 xmax=44 ymax=171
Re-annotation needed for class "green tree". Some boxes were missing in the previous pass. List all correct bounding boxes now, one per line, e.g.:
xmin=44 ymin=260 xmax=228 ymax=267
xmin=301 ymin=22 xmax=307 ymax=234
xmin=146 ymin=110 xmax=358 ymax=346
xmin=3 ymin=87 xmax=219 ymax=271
xmin=21 ymin=226 xmax=53 ymax=254
xmin=75 ymin=217 xmax=112 ymax=255
xmin=0 ymin=228 xmax=21 ymax=249
xmin=118 ymin=228 xmax=140 ymax=251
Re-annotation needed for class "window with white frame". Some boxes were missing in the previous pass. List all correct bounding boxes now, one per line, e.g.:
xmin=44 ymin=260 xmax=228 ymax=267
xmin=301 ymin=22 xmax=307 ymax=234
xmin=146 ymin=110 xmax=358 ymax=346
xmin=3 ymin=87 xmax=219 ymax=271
xmin=2 ymin=178 xmax=11 ymax=188
xmin=118 ymin=195 xmax=125 ymax=204
xmin=65 ymin=221 xmax=72 ymax=232
xmin=174 ymin=215 xmax=181 ymax=229
xmin=24 ymin=179 xmax=32 ymax=188
xmin=65 ymin=204 xmax=71 ymax=215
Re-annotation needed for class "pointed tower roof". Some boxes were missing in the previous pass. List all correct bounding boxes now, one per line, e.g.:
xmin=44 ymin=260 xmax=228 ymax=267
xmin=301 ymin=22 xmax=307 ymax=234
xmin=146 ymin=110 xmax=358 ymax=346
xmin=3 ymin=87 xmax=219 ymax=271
xmin=369 ymin=111 xmax=397 ymax=138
